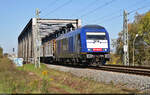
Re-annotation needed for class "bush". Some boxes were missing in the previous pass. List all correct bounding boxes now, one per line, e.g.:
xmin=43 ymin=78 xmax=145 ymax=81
xmin=107 ymin=53 xmax=122 ymax=65
xmin=0 ymin=47 xmax=3 ymax=58
xmin=0 ymin=57 xmax=43 ymax=93
xmin=4 ymin=53 xmax=8 ymax=57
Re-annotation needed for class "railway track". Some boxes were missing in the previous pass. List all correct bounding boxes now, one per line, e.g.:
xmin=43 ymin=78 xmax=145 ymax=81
xmin=106 ymin=64 xmax=150 ymax=70
xmin=45 ymin=62 xmax=150 ymax=77
xmin=89 ymin=65 xmax=150 ymax=77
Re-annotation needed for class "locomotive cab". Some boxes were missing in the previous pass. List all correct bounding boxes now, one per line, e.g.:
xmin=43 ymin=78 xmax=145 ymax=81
xmin=86 ymin=32 xmax=108 ymax=52
xmin=80 ymin=25 xmax=110 ymax=65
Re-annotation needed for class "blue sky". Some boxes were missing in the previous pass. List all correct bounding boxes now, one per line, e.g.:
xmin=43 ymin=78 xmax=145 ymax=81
xmin=0 ymin=0 xmax=150 ymax=53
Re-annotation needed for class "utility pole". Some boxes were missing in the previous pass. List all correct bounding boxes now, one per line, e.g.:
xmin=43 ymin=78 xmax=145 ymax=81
xmin=133 ymin=34 xmax=138 ymax=66
xmin=123 ymin=10 xmax=129 ymax=66
xmin=35 ymin=8 xmax=41 ymax=68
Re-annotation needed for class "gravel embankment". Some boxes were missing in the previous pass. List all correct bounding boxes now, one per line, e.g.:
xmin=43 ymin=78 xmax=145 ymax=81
xmin=46 ymin=64 xmax=150 ymax=92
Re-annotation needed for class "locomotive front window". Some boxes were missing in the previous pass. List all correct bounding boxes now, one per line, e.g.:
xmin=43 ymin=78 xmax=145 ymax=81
xmin=86 ymin=32 xmax=106 ymax=40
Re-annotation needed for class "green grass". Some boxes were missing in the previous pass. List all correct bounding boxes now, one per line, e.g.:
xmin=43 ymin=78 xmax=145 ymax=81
xmin=0 ymin=57 xmax=139 ymax=94
xmin=0 ymin=58 xmax=55 ymax=93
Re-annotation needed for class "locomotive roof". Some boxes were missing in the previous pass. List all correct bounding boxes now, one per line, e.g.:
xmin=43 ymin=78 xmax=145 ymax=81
xmin=82 ymin=25 xmax=105 ymax=29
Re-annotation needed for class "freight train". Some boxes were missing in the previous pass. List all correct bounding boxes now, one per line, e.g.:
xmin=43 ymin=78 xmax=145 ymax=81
xmin=41 ymin=25 xmax=110 ymax=66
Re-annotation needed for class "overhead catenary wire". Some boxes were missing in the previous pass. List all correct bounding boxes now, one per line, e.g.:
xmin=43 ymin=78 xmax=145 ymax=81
xmin=80 ymin=0 xmax=117 ymax=18
xmin=96 ymin=2 xmax=150 ymax=24
xmin=96 ymin=14 xmax=123 ymax=24
xmin=128 ymin=5 xmax=150 ymax=15
xmin=40 ymin=0 xmax=59 ymax=13
xmin=91 ymin=0 xmax=145 ymax=23
xmin=86 ymin=0 xmax=146 ymax=24
xmin=70 ymin=0 xmax=99 ymax=18
xmin=92 ymin=9 xmax=123 ymax=23
xmin=42 ymin=0 xmax=73 ymax=18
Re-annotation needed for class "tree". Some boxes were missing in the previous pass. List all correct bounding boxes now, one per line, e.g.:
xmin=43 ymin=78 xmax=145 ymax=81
xmin=0 ymin=46 xmax=3 ymax=58
xmin=111 ymin=31 xmax=124 ymax=64
xmin=138 ymin=11 xmax=150 ymax=45
xmin=114 ymin=11 xmax=150 ymax=65
xmin=137 ymin=11 xmax=150 ymax=65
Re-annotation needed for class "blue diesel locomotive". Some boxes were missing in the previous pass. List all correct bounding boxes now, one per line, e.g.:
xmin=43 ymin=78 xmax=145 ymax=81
xmin=55 ymin=25 xmax=110 ymax=66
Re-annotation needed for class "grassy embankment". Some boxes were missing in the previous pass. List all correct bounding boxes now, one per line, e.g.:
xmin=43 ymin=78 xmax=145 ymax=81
xmin=0 ymin=57 xmax=138 ymax=93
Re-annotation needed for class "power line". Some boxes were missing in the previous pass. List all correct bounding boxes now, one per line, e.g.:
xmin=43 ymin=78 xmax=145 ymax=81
xmin=95 ymin=1 xmax=150 ymax=24
xmin=42 ymin=0 xmax=72 ymax=18
xmin=96 ymin=14 xmax=123 ymax=24
xmin=80 ymin=0 xmax=117 ymax=18
xmin=128 ymin=5 xmax=150 ymax=15
xmin=91 ymin=0 xmax=145 ymax=23
xmin=40 ymin=0 xmax=59 ymax=13
xmin=70 ymin=0 xmax=99 ymax=18
xmin=126 ymin=0 xmax=146 ymax=9
xmin=97 ymin=5 xmax=150 ymax=24
xmin=92 ymin=9 xmax=123 ymax=23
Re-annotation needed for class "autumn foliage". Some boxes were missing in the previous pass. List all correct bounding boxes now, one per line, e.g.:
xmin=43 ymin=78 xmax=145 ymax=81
xmin=113 ymin=11 xmax=150 ymax=66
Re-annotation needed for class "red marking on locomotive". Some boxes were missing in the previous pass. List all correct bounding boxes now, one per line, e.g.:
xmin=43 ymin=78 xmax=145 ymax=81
xmin=93 ymin=48 xmax=102 ymax=51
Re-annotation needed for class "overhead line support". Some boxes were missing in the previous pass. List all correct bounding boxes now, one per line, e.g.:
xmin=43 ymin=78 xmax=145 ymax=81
xmin=123 ymin=10 xmax=129 ymax=66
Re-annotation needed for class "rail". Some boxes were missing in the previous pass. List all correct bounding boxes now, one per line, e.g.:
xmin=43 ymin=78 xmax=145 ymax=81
xmin=45 ymin=62 xmax=150 ymax=77
xmin=90 ymin=65 xmax=150 ymax=77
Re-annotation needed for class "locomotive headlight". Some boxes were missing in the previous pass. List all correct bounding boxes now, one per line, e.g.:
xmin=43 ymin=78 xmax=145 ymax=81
xmin=88 ymin=48 xmax=92 ymax=51
xmin=105 ymin=49 xmax=107 ymax=51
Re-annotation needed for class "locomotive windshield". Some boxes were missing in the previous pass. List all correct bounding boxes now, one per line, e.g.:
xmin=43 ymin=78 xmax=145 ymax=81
xmin=86 ymin=32 xmax=106 ymax=40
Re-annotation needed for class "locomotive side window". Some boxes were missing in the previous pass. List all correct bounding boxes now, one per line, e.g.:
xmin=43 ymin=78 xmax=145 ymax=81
xmin=63 ymin=38 xmax=67 ymax=51
xmin=69 ymin=37 xmax=74 ymax=52
xmin=86 ymin=32 xmax=106 ymax=40
xmin=77 ymin=34 xmax=81 ymax=52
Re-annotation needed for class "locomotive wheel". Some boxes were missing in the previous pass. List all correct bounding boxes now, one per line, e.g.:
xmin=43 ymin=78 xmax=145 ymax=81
xmin=98 ymin=62 xmax=103 ymax=67
xmin=83 ymin=63 xmax=89 ymax=67
xmin=72 ymin=58 xmax=78 ymax=66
